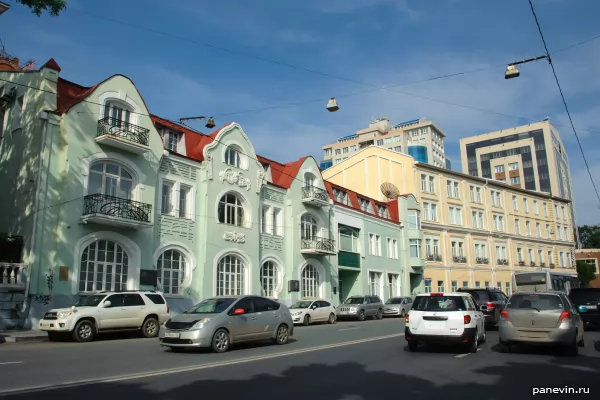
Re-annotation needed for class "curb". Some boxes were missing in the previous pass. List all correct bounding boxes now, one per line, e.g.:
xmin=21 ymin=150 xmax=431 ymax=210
xmin=0 ymin=334 xmax=48 ymax=344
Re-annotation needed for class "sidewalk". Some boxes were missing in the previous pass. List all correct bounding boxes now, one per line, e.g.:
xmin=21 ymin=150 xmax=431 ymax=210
xmin=0 ymin=330 xmax=48 ymax=344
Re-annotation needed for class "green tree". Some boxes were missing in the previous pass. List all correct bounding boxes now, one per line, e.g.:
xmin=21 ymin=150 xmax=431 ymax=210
xmin=576 ymin=260 xmax=596 ymax=288
xmin=14 ymin=0 xmax=66 ymax=16
xmin=577 ymin=224 xmax=600 ymax=249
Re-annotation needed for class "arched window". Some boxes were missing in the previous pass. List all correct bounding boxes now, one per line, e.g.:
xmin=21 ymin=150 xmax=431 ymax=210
xmin=301 ymin=264 xmax=319 ymax=298
xmin=224 ymin=146 xmax=242 ymax=168
xmin=103 ymin=100 xmax=132 ymax=126
xmin=79 ymin=240 xmax=129 ymax=292
xmin=157 ymin=250 xmax=186 ymax=295
xmin=218 ymin=193 xmax=247 ymax=227
xmin=300 ymin=214 xmax=317 ymax=240
xmin=260 ymin=261 xmax=279 ymax=297
xmin=304 ymin=173 xmax=315 ymax=188
xmin=88 ymin=162 xmax=133 ymax=199
xmin=216 ymin=255 xmax=245 ymax=296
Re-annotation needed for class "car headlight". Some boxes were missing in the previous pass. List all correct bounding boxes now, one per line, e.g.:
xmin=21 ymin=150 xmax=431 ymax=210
xmin=292 ymin=311 xmax=303 ymax=316
xmin=190 ymin=318 xmax=211 ymax=330
xmin=57 ymin=311 xmax=74 ymax=319
xmin=349 ymin=307 xmax=357 ymax=312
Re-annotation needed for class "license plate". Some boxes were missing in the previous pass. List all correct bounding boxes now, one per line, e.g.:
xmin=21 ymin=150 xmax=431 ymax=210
xmin=339 ymin=311 xmax=348 ymax=315
xmin=164 ymin=332 xmax=180 ymax=339
xmin=425 ymin=322 xmax=445 ymax=330
xmin=40 ymin=323 xmax=50 ymax=329
xmin=585 ymin=305 xmax=597 ymax=309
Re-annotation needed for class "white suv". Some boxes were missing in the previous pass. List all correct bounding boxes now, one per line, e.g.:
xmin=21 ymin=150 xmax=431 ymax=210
xmin=39 ymin=291 xmax=171 ymax=342
xmin=405 ymin=292 xmax=486 ymax=353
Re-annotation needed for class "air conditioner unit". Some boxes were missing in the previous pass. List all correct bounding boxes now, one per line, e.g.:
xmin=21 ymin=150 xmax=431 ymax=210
xmin=0 ymin=85 xmax=17 ymax=104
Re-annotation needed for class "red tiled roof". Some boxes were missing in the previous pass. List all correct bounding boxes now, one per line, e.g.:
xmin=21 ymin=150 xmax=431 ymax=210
xmin=40 ymin=58 xmax=61 ymax=72
xmin=324 ymin=181 xmax=400 ymax=224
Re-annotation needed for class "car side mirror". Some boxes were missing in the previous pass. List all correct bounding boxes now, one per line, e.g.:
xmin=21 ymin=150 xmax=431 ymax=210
xmin=102 ymin=301 xmax=111 ymax=308
xmin=233 ymin=308 xmax=245 ymax=315
xmin=311 ymin=305 xmax=317 ymax=310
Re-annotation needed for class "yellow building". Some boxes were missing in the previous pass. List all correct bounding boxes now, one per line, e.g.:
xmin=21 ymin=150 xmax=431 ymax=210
xmin=322 ymin=146 xmax=576 ymax=295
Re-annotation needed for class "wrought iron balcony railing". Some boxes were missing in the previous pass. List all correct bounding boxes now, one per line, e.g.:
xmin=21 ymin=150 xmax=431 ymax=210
xmin=452 ymin=256 xmax=467 ymax=263
xmin=530 ymin=262 xmax=536 ymax=267
xmin=540 ymin=262 xmax=546 ymax=268
xmin=426 ymin=254 xmax=442 ymax=262
xmin=301 ymin=237 xmax=335 ymax=253
xmin=549 ymin=263 xmax=555 ymax=269
xmin=301 ymin=186 xmax=330 ymax=203
xmin=497 ymin=259 xmax=509 ymax=265
xmin=83 ymin=194 xmax=152 ymax=223
xmin=476 ymin=257 xmax=489 ymax=264
xmin=97 ymin=117 xmax=150 ymax=146
xmin=518 ymin=261 xmax=525 ymax=266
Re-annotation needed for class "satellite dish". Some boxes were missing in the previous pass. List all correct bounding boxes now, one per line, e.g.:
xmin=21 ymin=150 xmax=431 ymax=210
xmin=380 ymin=182 xmax=400 ymax=200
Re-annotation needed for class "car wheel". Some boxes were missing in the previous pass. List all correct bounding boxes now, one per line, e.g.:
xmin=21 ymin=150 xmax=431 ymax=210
xmin=578 ymin=335 xmax=585 ymax=347
xmin=328 ymin=313 xmax=336 ymax=324
xmin=480 ymin=327 xmax=486 ymax=344
xmin=303 ymin=314 xmax=311 ymax=326
xmin=72 ymin=320 xmax=95 ymax=343
xmin=469 ymin=330 xmax=478 ymax=353
xmin=142 ymin=317 xmax=159 ymax=338
xmin=211 ymin=329 xmax=230 ymax=353
xmin=357 ymin=310 xmax=366 ymax=321
xmin=274 ymin=324 xmax=289 ymax=345
xmin=407 ymin=341 xmax=418 ymax=352
xmin=400 ymin=309 xmax=406 ymax=317
xmin=376 ymin=309 xmax=383 ymax=320
xmin=169 ymin=347 xmax=185 ymax=353
xmin=564 ymin=335 xmax=579 ymax=356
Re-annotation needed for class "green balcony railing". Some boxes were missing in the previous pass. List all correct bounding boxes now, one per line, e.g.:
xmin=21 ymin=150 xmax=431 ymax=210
xmin=338 ymin=251 xmax=360 ymax=268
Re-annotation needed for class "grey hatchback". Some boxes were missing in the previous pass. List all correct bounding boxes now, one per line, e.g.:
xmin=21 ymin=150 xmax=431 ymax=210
xmin=498 ymin=291 xmax=585 ymax=355
xmin=159 ymin=296 xmax=294 ymax=353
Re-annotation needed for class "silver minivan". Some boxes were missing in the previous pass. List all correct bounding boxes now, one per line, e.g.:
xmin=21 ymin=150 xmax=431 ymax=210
xmin=159 ymin=296 xmax=294 ymax=353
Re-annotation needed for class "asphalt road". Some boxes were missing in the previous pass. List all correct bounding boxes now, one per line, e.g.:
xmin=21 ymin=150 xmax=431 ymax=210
xmin=1 ymin=320 xmax=599 ymax=399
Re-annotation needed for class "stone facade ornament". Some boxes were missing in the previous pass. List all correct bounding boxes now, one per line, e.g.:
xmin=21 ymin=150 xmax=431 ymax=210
xmin=219 ymin=168 xmax=251 ymax=191
xmin=223 ymin=231 xmax=246 ymax=244
xmin=206 ymin=152 xmax=213 ymax=180
xmin=257 ymin=169 xmax=265 ymax=193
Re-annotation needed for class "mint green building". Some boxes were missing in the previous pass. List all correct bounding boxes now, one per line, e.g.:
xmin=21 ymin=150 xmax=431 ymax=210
xmin=0 ymin=60 xmax=423 ymax=330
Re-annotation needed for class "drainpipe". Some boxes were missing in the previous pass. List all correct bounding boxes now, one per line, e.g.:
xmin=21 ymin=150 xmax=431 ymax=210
xmin=21 ymin=114 xmax=49 ymax=314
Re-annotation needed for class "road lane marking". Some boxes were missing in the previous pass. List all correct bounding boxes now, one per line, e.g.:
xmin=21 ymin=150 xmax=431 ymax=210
xmin=338 ymin=327 xmax=360 ymax=331
xmin=0 ymin=333 xmax=404 ymax=396
xmin=0 ymin=362 xmax=22 ymax=365
xmin=455 ymin=347 xmax=483 ymax=358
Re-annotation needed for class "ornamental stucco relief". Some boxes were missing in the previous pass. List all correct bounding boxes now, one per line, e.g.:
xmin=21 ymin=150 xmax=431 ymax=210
xmin=223 ymin=231 xmax=246 ymax=244
xmin=219 ymin=168 xmax=251 ymax=191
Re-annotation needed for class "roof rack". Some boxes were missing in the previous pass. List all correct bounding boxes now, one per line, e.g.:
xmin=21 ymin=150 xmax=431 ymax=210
xmin=98 ymin=290 xmax=159 ymax=294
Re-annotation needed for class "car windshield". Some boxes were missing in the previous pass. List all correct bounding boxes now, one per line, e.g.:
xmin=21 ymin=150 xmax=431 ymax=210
xmin=386 ymin=298 xmax=403 ymax=304
xmin=412 ymin=296 xmax=466 ymax=311
xmin=506 ymin=294 xmax=563 ymax=311
xmin=344 ymin=297 xmax=364 ymax=305
xmin=461 ymin=290 xmax=490 ymax=301
xmin=569 ymin=289 xmax=600 ymax=304
xmin=291 ymin=301 xmax=313 ymax=309
xmin=185 ymin=298 xmax=236 ymax=314
xmin=75 ymin=295 xmax=107 ymax=307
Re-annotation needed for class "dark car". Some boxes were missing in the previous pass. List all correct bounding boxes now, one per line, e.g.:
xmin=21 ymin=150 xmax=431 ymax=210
xmin=457 ymin=287 xmax=508 ymax=327
xmin=568 ymin=288 xmax=600 ymax=329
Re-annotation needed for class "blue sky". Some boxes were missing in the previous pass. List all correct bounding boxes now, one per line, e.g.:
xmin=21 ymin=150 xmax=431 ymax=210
xmin=2 ymin=0 xmax=600 ymax=223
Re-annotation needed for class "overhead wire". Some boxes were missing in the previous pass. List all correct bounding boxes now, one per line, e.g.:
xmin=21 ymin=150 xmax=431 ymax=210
xmin=526 ymin=0 xmax=600 ymax=205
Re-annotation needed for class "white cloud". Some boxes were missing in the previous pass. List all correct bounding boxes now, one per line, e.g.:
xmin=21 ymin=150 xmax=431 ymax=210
xmin=314 ymin=0 xmax=421 ymax=20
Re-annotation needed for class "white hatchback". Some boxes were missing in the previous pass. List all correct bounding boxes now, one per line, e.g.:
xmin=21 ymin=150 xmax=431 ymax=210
xmin=405 ymin=292 xmax=486 ymax=353
xmin=289 ymin=299 xmax=337 ymax=325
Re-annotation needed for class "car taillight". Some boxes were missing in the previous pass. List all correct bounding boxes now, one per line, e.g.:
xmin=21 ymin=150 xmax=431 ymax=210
xmin=487 ymin=302 xmax=496 ymax=309
xmin=500 ymin=309 xmax=510 ymax=321
xmin=404 ymin=314 xmax=409 ymax=323
xmin=463 ymin=315 xmax=471 ymax=324
xmin=430 ymin=293 xmax=443 ymax=297
xmin=558 ymin=311 xmax=571 ymax=323
xmin=167 ymin=305 xmax=170 ymax=314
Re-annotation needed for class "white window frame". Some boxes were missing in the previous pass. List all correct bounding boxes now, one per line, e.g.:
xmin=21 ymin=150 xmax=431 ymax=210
xmin=301 ymin=264 xmax=320 ymax=299
xmin=216 ymin=254 xmax=248 ymax=296
xmin=157 ymin=249 xmax=187 ymax=296
xmin=218 ymin=192 xmax=249 ymax=228
xmin=160 ymin=176 xmax=196 ymax=221
xmin=260 ymin=260 xmax=282 ymax=298
xmin=261 ymin=204 xmax=284 ymax=236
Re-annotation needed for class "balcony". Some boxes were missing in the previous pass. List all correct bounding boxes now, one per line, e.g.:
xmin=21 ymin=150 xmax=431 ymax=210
xmin=82 ymin=194 xmax=153 ymax=229
xmin=497 ymin=259 xmax=508 ymax=266
xmin=518 ymin=261 xmax=525 ymax=266
xmin=301 ymin=237 xmax=336 ymax=255
xmin=452 ymin=256 xmax=467 ymax=263
xmin=549 ymin=263 xmax=556 ymax=269
xmin=301 ymin=186 xmax=330 ymax=207
xmin=530 ymin=262 xmax=536 ymax=267
xmin=96 ymin=117 xmax=151 ymax=154
xmin=540 ymin=262 xmax=547 ymax=268
xmin=0 ymin=263 xmax=27 ymax=291
xmin=338 ymin=251 xmax=360 ymax=268
xmin=476 ymin=257 xmax=489 ymax=264
xmin=426 ymin=254 xmax=442 ymax=262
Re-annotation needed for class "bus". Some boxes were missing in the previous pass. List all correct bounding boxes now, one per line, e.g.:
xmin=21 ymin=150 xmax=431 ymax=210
xmin=513 ymin=270 xmax=579 ymax=295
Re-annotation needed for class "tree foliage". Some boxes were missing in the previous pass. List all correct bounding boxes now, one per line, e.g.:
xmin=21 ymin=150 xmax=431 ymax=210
xmin=576 ymin=260 xmax=597 ymax=288
xmin=578 ymin=224 xmax=600 ymax=249
xmin=14 ymin=0 xmax=67 ymax=16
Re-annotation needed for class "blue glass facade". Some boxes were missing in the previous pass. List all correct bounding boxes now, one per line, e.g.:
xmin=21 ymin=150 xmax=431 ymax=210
xmin=445 ymin=158 xmax=452 ymax=170
xmin=320 ymin=160 xmax=333 ymax=171
xmin=408 ymin=146 xmax=428 ymax=163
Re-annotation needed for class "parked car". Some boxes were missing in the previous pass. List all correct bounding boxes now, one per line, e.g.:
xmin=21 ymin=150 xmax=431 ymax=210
xmin=289 ymin=299 xmax=336 ymax=325
xmin=38 ymin=290 xmax=170 ymax=342
xmin=159 ymin=295 xmax=293 ymax=353
xmin=568 ymin=288 xmax=600 ymax=329
xmin=337 ymin=295 xmax=383 ymax=321
xmin=498 ymin=291 xmax=585 ymax=356
xmin=457 ymin=287 xmax=508 ymax=327
xmin=405 ymin=292 xmax=486 ymax=353
xmin=383 ymin=296 xmax=413 ymax=317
